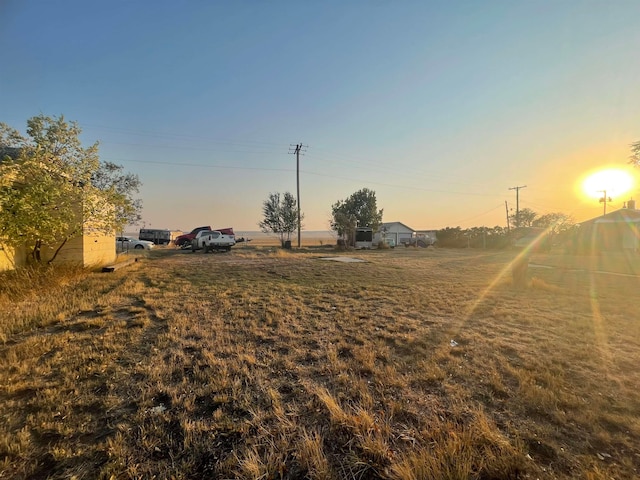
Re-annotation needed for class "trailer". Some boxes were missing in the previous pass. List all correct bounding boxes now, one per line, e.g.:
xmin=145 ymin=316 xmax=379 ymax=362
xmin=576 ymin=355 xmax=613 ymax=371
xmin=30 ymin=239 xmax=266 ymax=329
xmin=138 ymin=228 xmax=182 ymax=245
xmin=355 ymin=227 xmax=373 ymax=249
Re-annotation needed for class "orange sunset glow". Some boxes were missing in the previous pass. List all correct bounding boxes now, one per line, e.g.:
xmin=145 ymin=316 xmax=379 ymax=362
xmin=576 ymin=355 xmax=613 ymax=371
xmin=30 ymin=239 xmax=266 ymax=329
xmin=581 ymin=168 xmax=634 ymax=200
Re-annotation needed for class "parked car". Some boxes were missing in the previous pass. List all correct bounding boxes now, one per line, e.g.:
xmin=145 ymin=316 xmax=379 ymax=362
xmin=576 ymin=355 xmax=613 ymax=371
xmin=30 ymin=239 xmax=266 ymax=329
xmin=116 ymin=236 xmax=154 ymax=251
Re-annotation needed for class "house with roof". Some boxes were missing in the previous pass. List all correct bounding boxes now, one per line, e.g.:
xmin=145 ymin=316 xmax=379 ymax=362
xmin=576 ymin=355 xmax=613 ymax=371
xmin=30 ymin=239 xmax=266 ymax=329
xmin=373 ymin=221 xmax=416 ymax=246
xmin=573 ymin=200 xmax=640 ymax=253
xmin=0 ymin=147 xmax=117 ymax=271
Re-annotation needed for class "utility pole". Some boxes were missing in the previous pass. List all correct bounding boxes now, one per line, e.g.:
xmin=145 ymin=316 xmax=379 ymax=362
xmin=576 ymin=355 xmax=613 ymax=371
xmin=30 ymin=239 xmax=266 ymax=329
xmin=598 ymin=190 xmax=611 ymax=216
xmin=288 ymin=143 xmax=307 ymax=248
xmin=508 ymin=185 xmax=527 ymax=226
xmin=505 ymin=200 xmax=510 ymax=232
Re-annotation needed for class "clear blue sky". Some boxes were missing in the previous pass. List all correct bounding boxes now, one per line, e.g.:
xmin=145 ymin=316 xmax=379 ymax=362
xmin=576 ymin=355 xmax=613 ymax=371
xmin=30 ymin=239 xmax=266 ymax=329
xmin=2 ymin=1 xmax=639 ymax=233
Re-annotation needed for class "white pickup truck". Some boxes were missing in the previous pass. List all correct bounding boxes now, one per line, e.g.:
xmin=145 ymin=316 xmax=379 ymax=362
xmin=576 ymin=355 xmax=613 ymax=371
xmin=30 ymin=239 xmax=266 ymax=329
xmin=191 ymin=230 xmax=236 ymax=253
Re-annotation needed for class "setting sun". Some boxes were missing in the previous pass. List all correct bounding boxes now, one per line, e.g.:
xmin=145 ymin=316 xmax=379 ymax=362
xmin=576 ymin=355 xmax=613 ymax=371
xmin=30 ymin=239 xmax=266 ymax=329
xmin=581 ymin=168 xmax=634 ymax=199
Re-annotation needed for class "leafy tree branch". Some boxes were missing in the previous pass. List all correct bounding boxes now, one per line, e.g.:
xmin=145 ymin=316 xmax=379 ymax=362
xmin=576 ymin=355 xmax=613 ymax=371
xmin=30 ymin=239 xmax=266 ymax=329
xmin=0 ymin=115 xmax=142 ymax=263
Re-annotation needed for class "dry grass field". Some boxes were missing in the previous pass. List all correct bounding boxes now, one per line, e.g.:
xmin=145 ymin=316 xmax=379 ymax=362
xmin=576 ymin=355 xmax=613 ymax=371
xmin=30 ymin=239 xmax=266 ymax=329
xmin=1 ymin=246 xmax=639 ymax=479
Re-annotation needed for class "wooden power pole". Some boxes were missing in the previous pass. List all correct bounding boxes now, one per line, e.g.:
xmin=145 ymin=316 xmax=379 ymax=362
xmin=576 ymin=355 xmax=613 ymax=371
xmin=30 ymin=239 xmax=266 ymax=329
xmin=505 ymin=200 xmax=510 ymax=232
xmin=508 ymin=185 xmax=527 ymax=226
xmin=289 ymin=143 xmax=306 ymax=248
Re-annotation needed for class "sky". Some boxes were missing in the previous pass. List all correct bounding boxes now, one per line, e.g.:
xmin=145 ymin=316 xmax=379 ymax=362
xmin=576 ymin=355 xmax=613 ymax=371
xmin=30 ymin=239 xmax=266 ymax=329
xmin=2 ymin=1 xmax=640 ymax=234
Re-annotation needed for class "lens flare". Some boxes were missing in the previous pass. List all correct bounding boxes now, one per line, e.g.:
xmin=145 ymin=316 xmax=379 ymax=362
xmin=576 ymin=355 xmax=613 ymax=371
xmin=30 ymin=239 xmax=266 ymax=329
xmin=582 ymin=168 xmax=634 ymax=199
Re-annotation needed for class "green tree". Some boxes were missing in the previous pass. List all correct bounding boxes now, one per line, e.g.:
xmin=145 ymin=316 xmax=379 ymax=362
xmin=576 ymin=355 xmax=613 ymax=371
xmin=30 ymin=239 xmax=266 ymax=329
xmin=258 ymin=192 xmax=301 ymax=247
xmin=330 ymin=188 xmax=383 ymax=245
xmin=331 ymin=208 xmax=357 ymax=245
xmin=0 ymin=115 xmax=142 ymax=263
xmin=435 ymin=227 xmax=466 ymax=248
xmin=92 ymin=161 xmax=142 ymax=227
xmin=510 ymin=207 xmax=537 ymax=228
xmin=532 ymin=212 xmax=575 ymax=234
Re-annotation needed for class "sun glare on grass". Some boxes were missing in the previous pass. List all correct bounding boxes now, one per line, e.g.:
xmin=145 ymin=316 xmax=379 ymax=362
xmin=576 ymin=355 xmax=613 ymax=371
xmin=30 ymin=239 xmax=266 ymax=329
xmin=581 ymin=168 xmax=634 ymax=199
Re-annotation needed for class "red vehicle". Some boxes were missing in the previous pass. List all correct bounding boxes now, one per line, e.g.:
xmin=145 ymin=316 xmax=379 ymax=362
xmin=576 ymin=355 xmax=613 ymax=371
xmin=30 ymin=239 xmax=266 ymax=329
xmin=174 ymin=226 xmax=235 ymax=247
xmin=174 ymin=226 xmax=211 ymax=247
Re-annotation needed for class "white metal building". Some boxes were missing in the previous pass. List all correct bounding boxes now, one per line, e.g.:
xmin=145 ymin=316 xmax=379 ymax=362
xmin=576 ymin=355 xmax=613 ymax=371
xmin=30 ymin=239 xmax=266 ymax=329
xmin=373 ymin=222 xmax=415 ymax=246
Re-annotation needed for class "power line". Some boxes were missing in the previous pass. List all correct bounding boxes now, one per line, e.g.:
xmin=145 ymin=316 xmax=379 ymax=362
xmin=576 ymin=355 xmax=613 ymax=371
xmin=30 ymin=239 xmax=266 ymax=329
xmin=86 ymin=122 xmax=523 ymax=192
xmin=102 ymin=157 xmax=292 ymax=173
xmin=85 ymin=123 xmax=544 ymax=198
xmin=299 ymin=169 xmax=503 ymax=197
xmin=90 ymin=124 xmax=574 ymax=213
xmin=104 ymin=156 xmax=506 ymax=197
xmin=103 ymin=137 xmax=497 ymax=190
xmin=437 ymin=203 xmax=505 ymax=228
xmin=307 ymin=149 xmax=504 ymax=191
xmin=83 ymin=123 xmax=284 ymax=148
xmin=99 ymin=140 xmax=284 ymax=155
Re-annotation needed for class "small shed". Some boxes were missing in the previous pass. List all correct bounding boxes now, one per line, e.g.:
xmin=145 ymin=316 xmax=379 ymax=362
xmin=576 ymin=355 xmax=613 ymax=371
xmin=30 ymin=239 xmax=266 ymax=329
xmin=0 ymin=148 xmax=116 ymax=271
xmin=374 ymin=222 xmax=415 ymax=246
xmin=0 ymin=214 xmax=116 ymax=271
